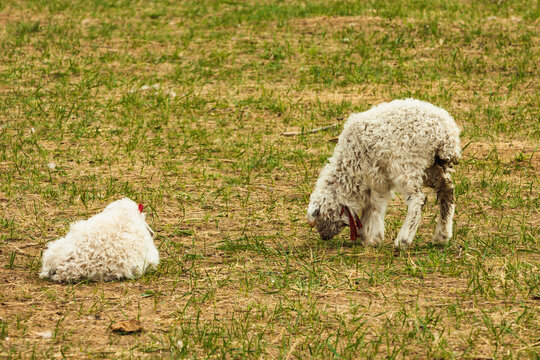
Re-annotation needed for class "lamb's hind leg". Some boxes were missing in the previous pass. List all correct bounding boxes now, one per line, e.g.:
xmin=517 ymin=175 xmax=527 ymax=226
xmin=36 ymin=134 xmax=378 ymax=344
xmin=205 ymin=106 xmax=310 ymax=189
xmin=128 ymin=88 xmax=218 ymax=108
xmin=394 ymin=183 xmax=426 ymax=248
xmin=425 ymin=166 xmax=455 ymax=244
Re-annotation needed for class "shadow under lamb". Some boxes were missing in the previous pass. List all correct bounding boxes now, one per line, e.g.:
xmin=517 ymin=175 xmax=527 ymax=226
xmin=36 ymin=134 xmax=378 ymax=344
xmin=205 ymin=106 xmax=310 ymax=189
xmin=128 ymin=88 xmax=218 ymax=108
xmin=307 ymin=99 xmax=461 ymax=248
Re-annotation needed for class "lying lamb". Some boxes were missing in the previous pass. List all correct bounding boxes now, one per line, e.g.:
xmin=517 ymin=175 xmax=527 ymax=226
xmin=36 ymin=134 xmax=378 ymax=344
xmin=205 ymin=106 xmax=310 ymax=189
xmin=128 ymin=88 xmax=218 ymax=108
xmin=307 ymin=99 xmax=461 ymax=248
xmin=40 ymin=198 xmax=159 ymax=282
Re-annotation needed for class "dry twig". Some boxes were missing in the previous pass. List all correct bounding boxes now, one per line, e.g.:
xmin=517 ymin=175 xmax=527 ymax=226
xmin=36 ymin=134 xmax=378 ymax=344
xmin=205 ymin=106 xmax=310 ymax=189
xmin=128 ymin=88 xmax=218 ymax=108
xmin=281 ymin=123 xmax=339 ymax=136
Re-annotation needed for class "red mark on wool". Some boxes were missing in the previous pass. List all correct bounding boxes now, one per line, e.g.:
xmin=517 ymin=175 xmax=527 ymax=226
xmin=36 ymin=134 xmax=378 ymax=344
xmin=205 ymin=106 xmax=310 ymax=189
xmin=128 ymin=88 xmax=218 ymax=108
xmin=138 ymin=203 xmax=144 ymax=213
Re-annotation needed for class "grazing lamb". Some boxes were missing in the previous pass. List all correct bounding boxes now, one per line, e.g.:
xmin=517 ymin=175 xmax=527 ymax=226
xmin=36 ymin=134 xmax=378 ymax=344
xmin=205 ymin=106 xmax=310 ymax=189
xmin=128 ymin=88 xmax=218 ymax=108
xmin=307 ymin=99 xmax=461 ymax=248
xmin=40 ymin=198 xmax=159 ymax=282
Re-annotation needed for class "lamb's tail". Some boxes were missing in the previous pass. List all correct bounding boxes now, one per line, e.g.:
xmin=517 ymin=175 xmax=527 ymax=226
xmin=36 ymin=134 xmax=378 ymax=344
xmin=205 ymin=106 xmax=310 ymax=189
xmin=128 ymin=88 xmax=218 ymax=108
xmin=435 ymin=134 xmax=461 ymax=169
xmin=434 ymin=154 xmax=458 ymax=170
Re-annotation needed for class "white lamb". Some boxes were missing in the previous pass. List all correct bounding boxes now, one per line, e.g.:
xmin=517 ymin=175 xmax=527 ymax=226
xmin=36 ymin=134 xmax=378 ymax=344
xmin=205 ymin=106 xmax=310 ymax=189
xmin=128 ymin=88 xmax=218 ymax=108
xmin=307 ymin=99 xmax=461 ymax=248
xmin=40 ymin=198 xmax=159 ymax=282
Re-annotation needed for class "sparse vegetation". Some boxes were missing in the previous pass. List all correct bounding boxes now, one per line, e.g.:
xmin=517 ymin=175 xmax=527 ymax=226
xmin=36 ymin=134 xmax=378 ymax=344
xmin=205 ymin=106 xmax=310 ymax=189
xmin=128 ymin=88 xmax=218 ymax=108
xmin=0 ymin=0 xmax=538 ymax=358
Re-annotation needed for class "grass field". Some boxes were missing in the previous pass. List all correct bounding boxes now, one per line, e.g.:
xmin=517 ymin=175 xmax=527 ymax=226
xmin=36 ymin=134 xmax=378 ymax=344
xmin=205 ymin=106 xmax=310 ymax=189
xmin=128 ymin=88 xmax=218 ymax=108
xmin=0 ymin=0 xmax=539 ymax=358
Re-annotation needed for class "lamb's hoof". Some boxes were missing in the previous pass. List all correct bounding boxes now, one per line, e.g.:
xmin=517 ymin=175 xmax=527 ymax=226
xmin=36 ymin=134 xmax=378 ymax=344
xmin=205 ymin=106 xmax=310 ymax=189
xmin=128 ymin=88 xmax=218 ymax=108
xmin=363 ymin=240 xmax=377 ymax=247
xmin=363 ymin=235 xmax=384 ymax=247
xmin=433 ymin=232 xmax=451 ymax=244
xmin=393 ymin=237 xmax=412 ymax=249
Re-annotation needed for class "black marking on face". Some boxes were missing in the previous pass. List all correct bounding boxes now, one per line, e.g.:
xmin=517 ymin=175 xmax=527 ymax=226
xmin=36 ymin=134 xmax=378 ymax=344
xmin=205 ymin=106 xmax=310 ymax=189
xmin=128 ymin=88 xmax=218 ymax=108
xmin=314 ymin=208 xmax=347 ymax=241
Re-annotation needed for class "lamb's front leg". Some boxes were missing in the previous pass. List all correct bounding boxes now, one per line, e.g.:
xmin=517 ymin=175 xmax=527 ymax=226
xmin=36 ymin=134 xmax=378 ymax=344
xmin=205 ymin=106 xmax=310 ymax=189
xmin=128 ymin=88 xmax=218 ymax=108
xmin=358 ymin=191 xmax=390 ymax=246
xmin=394 ymin=191 xmax=426 ymax=248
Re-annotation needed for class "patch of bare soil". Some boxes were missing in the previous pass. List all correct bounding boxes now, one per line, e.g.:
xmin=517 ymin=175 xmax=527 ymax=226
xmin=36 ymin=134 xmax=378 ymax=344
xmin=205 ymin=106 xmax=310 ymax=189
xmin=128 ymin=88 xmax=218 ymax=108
xmin=465 ymin=141 xmax=539 ymax=173
xmin=291 ymin=15 xmax=387 ymax=34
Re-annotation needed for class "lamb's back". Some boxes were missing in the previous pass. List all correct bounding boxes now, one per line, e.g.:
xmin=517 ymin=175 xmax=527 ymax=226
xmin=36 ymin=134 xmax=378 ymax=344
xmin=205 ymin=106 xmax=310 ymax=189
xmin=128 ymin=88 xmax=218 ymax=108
xmin=340 ymin=99 xmax=459 ymax=162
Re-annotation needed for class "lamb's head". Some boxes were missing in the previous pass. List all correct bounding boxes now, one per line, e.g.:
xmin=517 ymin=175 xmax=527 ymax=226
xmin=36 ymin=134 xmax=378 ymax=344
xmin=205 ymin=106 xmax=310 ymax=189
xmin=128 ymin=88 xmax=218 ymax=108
xmin=307 ymin=187 xmax=347 ymax=240
xmin=39 ymin=237 xmax=75 ymax=280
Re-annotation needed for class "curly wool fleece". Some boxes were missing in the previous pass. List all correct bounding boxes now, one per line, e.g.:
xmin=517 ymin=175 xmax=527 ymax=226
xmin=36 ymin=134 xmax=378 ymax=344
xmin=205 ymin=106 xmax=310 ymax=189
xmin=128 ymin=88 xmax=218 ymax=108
xmin=307 ymin=99 xmax=461 ymax=248
xmin=40 ymin=198 xmax=159 ymax=282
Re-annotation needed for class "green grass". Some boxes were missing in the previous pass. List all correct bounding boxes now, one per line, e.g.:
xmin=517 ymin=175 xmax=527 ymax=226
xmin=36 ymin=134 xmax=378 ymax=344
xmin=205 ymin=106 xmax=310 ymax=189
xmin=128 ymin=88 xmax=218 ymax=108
xmin=0 ymin=0 xmax=539 ymax=358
